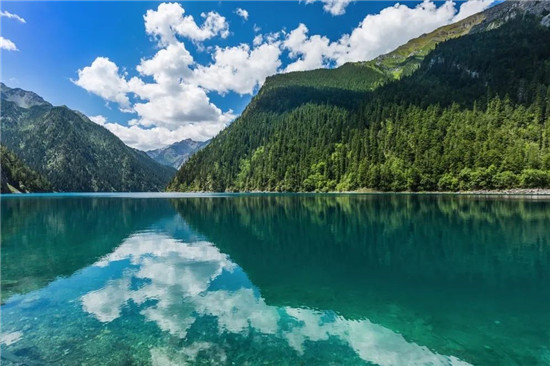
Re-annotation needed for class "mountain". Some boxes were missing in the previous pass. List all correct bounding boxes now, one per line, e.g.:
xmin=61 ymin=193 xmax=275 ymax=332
xmin=1 ymin=146 xmax=52 ymax=193
xmin=147 ymin=139 xmax=210 ymax=169
xmin=0 ymin=83 xmax=176 ymax=192
xmin=168 ymin=1 xmax=550 ymax=192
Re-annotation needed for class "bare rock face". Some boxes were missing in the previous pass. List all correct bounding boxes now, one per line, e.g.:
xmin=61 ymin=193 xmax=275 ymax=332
xmin=472 ymin=0 xmax=550 ymax=32
xmin=1 ymin=82 xmax=50 ymax=109
xmin=147 ymin=139 xmax=210 ymax=169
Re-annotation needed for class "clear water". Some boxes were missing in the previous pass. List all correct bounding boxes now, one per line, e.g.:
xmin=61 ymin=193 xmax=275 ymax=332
xmin=1 ymin=194 xmax=549 ymax=365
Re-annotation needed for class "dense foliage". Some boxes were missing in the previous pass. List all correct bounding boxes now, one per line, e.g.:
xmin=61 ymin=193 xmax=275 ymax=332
xmin=1 ymin=146 xmax=52 ymax=193
xmin=0 ymin=88 xmax=176 ymax=192
xmin=169 ymin=16 xmax=550 ymax=192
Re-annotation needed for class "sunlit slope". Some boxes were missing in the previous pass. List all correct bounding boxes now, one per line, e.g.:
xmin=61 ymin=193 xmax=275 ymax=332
xmin=169 ymin=1 xmax=550 ymax=192
xmin=0 ymin=146 xmax=52 ymax=193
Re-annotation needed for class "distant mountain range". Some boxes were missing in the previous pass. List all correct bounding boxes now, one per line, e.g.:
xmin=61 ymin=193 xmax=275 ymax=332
xmin=147 ymin=139 xmax=210 ymax=169
xmin=168 ymin=1 xmax=550 ymax=192
xmin=1 ymin=83 xmax=176 ymax=192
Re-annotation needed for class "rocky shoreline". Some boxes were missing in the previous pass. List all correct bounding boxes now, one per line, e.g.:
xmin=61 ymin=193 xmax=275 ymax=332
xmin=457 ymin=189 xmax=550 ymax=195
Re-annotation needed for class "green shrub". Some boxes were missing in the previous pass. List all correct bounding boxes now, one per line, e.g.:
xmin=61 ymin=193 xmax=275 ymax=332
xmin=493 ymin=171 xmax=519 ymax=189
xmin=438 ymin=173 xmax=459 ymax=191
xmin=520 ymin=169 xmax=550 ymax=188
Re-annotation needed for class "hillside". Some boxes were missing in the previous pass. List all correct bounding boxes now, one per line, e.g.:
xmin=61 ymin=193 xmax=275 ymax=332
xmin=169 ymin=1 xmax=550 ymax=192
xmin=0 ymin=84 xmax=176 ymax=192
xmin=1 ymin=146 xmax=52 ymax=193
xmin=147 ymin=139 xmax=210 ymax=169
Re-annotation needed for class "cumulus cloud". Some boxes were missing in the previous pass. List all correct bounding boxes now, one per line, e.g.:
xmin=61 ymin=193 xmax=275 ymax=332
xmin=75 ymin=3 xmax=273 ymax=149
xmin=0 ymin=10 xmax=26 ymax=23
xmin=193 ymin=42 xmax=281 ymax=95
xmin=453 ymin=0 xmax=495 ymax=22
xmin=132 ymin=86 xmax=230 ymax=129
xmin=76 ymin=0 xmax=492 ymax=149
xmin=0 ymin=37 xmax=18 ymax=51
xmin=283 ymin=24 xmax=338 ymax=72
xmin=74 ymin=57 xmax=131 ymax=109
xmin=136 ymin=42 xmax=193 ymax=84
xmin=76 ymin=44 xmax=234 ymax=140
xmin=285 ymin=0 xmax=494 ymax=71
xmin=335 ymin=0 xmax=458 ymax=64
xmin=89 ymin=115 xmax=227 ymax=151
xmin=235 ymin=8 xmax=249 ymax=21
xmin=306 ymin=0 xmax=354 ymax=16
xmin=144 ymin=2 xmax=229 ymax=46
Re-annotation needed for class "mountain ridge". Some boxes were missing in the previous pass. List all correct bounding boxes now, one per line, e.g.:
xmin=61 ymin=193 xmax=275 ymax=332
xmin=147 ymin=139 xmax=210 ymax=169
xmin=168 ymin=1 xmax=550 ymax=192
xmin=0 ymin=83 xmax=176 ymax=192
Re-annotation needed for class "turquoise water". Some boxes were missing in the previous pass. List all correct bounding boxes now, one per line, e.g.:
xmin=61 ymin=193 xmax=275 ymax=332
xmin=1 ymin=194 xmax=549 ymax=365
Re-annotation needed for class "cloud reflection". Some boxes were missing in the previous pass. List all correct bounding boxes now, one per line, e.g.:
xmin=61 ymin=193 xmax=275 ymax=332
xmin=81 ymin=232 xmax=470 ymax=366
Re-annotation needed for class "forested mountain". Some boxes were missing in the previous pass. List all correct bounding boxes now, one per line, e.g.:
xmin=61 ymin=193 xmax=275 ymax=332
xmin=1 ymin=146 xmax=52 ymax=193
xmin=169 ymin=1 xmax=550 ymax=192
xmin=0 ymin=84 xmax=176 ymax=192
xmin=147 ymin=139 xmax=210 ymax=169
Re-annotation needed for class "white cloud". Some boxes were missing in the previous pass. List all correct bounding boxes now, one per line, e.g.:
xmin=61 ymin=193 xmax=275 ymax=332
xmin=253 ymin=34 xmax=264 ymax=47
xmin=306 ymin=0 xmax=354 ymax=16
xmin=0 ymin=10 xmax=26 ymax=23
xmin=88 ymin=115 xmax=226 ymax=151
xmin=453 ymin=0 xmax=495 ymax=22
xmin=76 ymin=1 xmax=493 ymax=150
xmin=192 ymin=42 xmax=281 ymax=95
xmin=283 ymin=24 xmax=338 ymax=72
xmin=235 ymin=8 xmax=249 ymax=21
xmin=144 ymin=2 xmax=229 ymax=46
xmin=74 ymin=57 xmax=131 ymax=109
xmin=0 ymin=11 xmax=25 ymax=52
xmin=132 ymin=85 xmax=232 ymax=129
xmin=136 ymin=42 xmax=194 ymax=84
xmin=285 ymin=0 xmax=494 ymax=71
xmin=74 ymin=3 xmax=274 ymax=148
xmin=89 ymin=115 xmax=107 ymax=126
xmin=76 ymin=44 xmax=234 ymax=139
xmin=335 ymin=0 xmax=459 ymax=65
xmin=0 ymin=37 xmax=18 ymax=51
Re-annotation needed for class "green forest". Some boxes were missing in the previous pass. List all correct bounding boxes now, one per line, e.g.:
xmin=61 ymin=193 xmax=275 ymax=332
xmin=1 ymin=146 xmax=52 ymax=193
xmin=169 ymin=16 xmax=550 ymax=192
xmin=1 ymin=86 xmax=176 ymax=192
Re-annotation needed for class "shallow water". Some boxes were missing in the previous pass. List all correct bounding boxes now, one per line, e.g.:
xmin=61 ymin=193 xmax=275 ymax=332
xmin=1 ymin=194 xmax=549 ymax=365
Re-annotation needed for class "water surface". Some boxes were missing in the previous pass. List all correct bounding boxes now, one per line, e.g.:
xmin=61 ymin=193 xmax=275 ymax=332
xmin=1 ymin=194 xmax=549 ymax=365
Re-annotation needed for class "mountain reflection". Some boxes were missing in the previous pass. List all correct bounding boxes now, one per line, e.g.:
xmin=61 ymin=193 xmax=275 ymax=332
xmin=173 ymin=195 xmax=550 ymax=290
xmin=1 ymin=197 xmax=177 ymax=301
xmin=2 ymin=194 xmax=549 ymax=365
xmin=172 ymin=195 xmax=550 ymax=365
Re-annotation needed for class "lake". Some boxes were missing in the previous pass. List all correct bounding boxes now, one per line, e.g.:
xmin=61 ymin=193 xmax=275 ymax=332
xmin=1 ymin=193 xmax=549 ymax=365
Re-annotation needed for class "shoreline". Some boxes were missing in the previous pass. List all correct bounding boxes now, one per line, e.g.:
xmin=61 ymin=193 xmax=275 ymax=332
xmin=3 ymin=189 xmax=550 ymax=197
xmin=162 ymin=188 xmax=550 ymax=197
xmin=343 ymin=188 xmax=550 ymax=196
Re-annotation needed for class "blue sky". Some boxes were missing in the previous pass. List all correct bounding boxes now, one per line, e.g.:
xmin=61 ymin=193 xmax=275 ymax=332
xmin=1 ymin=0 xmax=495 ymax=150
